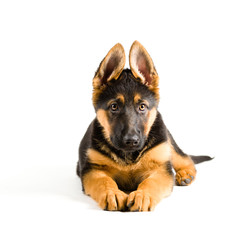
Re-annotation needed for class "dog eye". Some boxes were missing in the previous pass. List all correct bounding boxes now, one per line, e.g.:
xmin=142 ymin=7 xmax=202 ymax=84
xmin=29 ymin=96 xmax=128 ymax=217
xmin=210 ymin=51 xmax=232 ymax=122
xmin=110 ymin=103 xmax=118 ymax=112
xmin=139 ymin=104 xmax=146 ymax=111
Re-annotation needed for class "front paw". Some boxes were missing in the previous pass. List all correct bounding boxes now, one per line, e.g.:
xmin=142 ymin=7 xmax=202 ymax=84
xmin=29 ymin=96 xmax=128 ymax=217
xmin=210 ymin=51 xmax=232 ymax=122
xmin=127 ymin=190 xmax=157 ymax=212
xmin=175 ymin=169 xmax=196 ymax=186
xmin=97 ymin=189 xmax=128 ymax=211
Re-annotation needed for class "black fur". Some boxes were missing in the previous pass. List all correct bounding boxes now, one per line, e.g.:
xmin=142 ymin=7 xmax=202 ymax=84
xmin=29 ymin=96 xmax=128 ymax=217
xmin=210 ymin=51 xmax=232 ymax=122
xmin=167 ymin=130 xmax=187 ymax=157
xmin=165 ymin=161 xmax=174 ymax=176
xmin=190 ymin=155 xmax=214 ymax=164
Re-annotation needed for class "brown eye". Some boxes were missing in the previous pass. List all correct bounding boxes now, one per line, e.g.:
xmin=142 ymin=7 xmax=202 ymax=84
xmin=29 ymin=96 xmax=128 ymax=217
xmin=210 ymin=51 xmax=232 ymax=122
xmin=111 ymin=103 xmax=118 ymax=111
xmin=139 ymin=104 xmax=146 ymax=111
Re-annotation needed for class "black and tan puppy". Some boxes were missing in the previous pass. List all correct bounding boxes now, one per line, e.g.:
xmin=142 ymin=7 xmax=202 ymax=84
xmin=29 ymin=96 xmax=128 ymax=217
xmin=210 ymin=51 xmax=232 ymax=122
xmin=77 ymin=41 xmax=212 ymax=211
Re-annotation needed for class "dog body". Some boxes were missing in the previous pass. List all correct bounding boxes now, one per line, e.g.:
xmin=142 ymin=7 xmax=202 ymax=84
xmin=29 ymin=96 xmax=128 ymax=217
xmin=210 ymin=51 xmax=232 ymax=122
xmin=77 ymin=41 xmax=212 ymax=211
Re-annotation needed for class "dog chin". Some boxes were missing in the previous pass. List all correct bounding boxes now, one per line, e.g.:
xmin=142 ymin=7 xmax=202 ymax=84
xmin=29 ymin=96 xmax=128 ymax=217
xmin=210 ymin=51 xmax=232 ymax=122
xmin=114 ymin=143 xmax=145 ymax=153
xmin=121 ymin=147 xmax=142 ymax=153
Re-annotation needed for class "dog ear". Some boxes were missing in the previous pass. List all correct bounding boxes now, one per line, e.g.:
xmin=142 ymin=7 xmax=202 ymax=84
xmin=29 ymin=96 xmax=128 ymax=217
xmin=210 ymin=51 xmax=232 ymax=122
xmin=129 ymin=41 xmax=159 ymax=89
xmin=93 ymin=43 xmax=125 ymax=89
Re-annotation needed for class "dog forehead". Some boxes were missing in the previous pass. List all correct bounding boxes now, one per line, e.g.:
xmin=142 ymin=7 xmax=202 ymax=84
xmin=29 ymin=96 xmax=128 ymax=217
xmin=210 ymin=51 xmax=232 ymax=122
xmin=110 ymin=91 xmax=150 ymax=105
xmin=114 ymin=74 xmax=153 ymax=100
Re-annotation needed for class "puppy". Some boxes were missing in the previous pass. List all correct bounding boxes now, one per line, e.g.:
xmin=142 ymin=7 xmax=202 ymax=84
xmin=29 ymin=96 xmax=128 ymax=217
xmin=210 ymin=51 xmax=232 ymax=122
xmin=77 ymin=41 xmax=212 ymax=211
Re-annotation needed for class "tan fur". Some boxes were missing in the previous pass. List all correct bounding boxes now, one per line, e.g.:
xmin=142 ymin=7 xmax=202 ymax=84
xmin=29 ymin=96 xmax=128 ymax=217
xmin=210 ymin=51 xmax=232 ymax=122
xmin=87 ymin=141 xmax=171 ymax=170
xmin=144 ymin=108 xmax=157 ymax=135
xmin=134 ymin=93 xmax=141 ymax=104
xmin=170 ymin=143 xmax=197 ymax=186
xmin=96 ymin=109 xmax=111 ymax=141
xmin=84 ymin=142 xmax=174 ymax=211
xmin=92 ymin=88 xmax=105 ymax=108
xmin=107 ymin=94 xmax=125 ymax=106
xmin=116 ymin=93 xmax=125 ymax=104
xmin=134 ymin=93 xmax=150 ymax=107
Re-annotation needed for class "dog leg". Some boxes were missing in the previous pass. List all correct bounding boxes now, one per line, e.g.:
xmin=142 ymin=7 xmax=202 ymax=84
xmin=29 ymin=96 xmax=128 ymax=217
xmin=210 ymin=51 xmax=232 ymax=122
xmin=127 ymin=167 xmax=174 ymax=211
xmin=171 ymin=151 xmax=196 ymax=186
xmin=82 ymin=169 xmax=128 ymax=211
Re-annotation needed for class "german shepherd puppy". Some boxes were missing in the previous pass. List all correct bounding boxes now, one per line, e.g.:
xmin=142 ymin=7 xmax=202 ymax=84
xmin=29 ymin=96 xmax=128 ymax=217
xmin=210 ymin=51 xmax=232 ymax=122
xmin=77 ymin=41 xmax=212 ymax=211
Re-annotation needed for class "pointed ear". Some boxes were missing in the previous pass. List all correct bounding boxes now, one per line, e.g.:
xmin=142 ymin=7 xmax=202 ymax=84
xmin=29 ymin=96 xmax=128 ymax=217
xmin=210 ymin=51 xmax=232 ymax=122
xmin=129 ymin=41 xmax=159 ymax=89
xmin=93 ymin=43 xmax=125 ymax=89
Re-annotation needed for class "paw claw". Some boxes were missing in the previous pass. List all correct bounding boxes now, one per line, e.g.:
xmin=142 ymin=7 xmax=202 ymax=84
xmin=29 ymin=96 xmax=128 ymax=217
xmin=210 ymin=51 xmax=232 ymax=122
xmin=181 ymin=181 xmax=187 ymax=186
xmin=127 ymin=201 xmax=133 ymax=208
xmin=184 ymin=178 xmax=191 ymax=184
xmin=176 ymin=169 xmax=196 ymax=186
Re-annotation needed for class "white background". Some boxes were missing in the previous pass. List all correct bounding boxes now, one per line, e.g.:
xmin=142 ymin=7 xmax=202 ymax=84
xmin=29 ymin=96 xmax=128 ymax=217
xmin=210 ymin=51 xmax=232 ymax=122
xmin=1 ymin=0 xmax=240 ymax=239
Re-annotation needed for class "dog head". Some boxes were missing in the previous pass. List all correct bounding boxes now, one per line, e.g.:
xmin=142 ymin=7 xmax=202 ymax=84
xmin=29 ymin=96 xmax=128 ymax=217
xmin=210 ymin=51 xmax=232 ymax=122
xmin=92 ymin=41 xmax=160 ymax=152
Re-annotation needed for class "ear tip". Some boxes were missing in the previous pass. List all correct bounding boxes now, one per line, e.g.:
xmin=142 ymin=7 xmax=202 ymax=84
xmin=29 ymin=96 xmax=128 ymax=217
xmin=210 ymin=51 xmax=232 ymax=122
xmin=114 ymin=43 xmax=124 ymax=50
xmin=130 ymin=41 xmax=146 ymax=58
xmin=131 ymin=40 xmax=143 ymax=48
xmin=112 ymin=43 xmax=125 ymax=58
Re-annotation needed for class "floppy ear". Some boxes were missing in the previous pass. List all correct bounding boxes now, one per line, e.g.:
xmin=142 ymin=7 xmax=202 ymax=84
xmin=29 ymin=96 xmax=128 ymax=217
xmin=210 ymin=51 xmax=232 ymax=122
xmin=93 ymin=43 xmax=125 ymax=89
xmin=129 ymin=41 xmax=159 ymax=89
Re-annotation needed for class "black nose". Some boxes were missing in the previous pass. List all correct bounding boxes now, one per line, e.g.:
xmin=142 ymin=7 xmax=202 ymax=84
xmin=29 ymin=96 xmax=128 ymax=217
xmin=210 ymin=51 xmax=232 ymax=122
xmin=123 ymin=134 xmax=140 ymax=147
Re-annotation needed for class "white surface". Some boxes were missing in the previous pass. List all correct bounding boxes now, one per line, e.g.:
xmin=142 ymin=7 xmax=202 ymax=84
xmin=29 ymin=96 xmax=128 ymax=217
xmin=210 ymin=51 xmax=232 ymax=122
xmin=1 ymin=1 xmax=240 ymax=239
